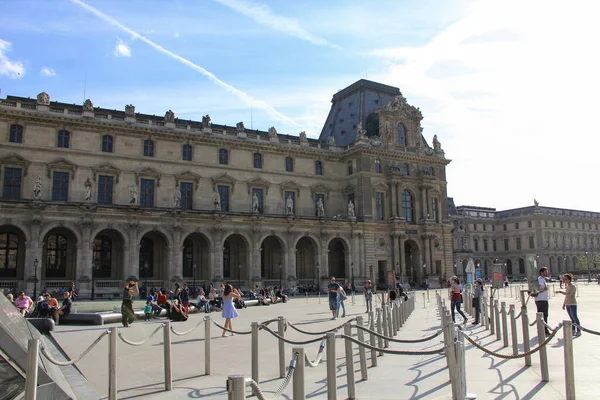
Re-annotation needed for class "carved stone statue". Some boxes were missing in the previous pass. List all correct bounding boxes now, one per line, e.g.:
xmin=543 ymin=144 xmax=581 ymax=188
xmin=348 ymin=200 xmax=355 ymax=218
xmin=356 ymin=122 xmax=364 ymax=139
xmin=534 ymin=198 xmax=539 ymax=207
xmin=317 ymin=197 xmax=325 ymax=217
xmin=165 ymin=110 xmax=175 ymax=123
xmin=83 ymin=99 xmax=94 ymax=111
xmin=285 ymin=194 xmax=294 ymax=215
xmin=382 ymin=94 xmax=423 ymax=121
xmin=328 ymin=135 xmax=335 ymax=145
xmin=202 ymin=115 xmax=212 ymax=128
xmin=213 ymin=190 xmax=221 ymax=211
xmin=84 ymin=177 xmax=93 ymax=201
xmin=125 ymin=104 xmax=135 ymax=117
xmin=236 ymin=122 xmax=245 ymax=132
xmin=384 ymin=121 xmax=394 ymax=143
xmin=33 ymin=176 xmax=42 ymax=199
xmin=173 ymin=184 xmax=181 ymax=208
xmin=130 ymin=184 xmax=138 ymax=204
xmin=268 ymin=126 xmax=278 ymax=138
xmin=432 ymin=134 xmax=441 ymax=150
xmin=299 ymin=131 xmax=307 ymax=142
xmin=252 ymin=192 xmax=259 ymax=213
xmin=36 ymin=92 xmax=50 ymax=106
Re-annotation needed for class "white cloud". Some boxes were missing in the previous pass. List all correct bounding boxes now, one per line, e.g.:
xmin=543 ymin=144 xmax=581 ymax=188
xmin=174 ymin=32 xmax=180 ymax=38
xmin=0 ymin=39 xmax=24 ymax=78
xmin=211 ymin=0 xmax=341 ymax=49
xmin=113 ymin=37 xmax=131 ymax=57
xmin=40 ymin=66 xmax=56 ymax=76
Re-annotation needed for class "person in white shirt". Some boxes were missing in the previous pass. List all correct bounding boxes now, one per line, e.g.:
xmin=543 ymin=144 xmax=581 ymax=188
xmin=533 ymin=267 xmax=550 ymax=335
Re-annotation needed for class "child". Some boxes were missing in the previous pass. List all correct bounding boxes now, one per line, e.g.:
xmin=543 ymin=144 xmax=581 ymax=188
xmin=144 ymin=301 xmax=153 ymax=321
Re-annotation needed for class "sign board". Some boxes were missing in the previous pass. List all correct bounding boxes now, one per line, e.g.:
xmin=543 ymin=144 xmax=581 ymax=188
xmin=466 ymin=259 xmax=475 ymax=285
xmin=492 ymin=264 xmax=504 ymax=289
xmin=387 ymin=270 xmax=395 ymax=283
xmin=527 ymin=255 xmax=539 ymax=292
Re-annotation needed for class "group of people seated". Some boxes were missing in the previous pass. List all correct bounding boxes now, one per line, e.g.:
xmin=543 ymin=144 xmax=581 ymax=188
xmin=5 ymin=290 xmax=73 ymax=325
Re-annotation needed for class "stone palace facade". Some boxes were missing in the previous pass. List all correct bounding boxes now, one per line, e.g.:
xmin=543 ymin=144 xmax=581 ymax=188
xmin=0 ymin=79 xmax=453 ymax=298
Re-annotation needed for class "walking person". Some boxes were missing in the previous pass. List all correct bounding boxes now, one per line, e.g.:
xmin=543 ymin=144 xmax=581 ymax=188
xmin=472 ymin=279 xmax=483 ymax=325
xmin=448 ymin=277 xmax=467 ymax=324
xmin=121 ymin=281 xmax=138 ymax=327
xmin=337 ymin=285 xmax=347 ymax=318
xmin=532 ymin=267 xmax=551 ymax=336
xmin=328 ymin=277 xmax=341 ymax=320
xmin=221 ymin=284 xmax=240 ymax=337
xmin=181 ymin=283 xmax=190 ymax=314
xmin=557 ymin=273 xmax=581 ymax=336
xmin=364 ymin=280 xmax=373 ymax=313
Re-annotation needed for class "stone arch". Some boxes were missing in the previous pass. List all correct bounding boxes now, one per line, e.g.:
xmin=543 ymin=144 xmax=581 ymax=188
xmin=137 ymin=226 xmax=173 ymax=247
xmin=179 ymin=227 xmax=214 ymax=249
xmin=258 ymin=232 xmax=288 ymax=253
xmin=92 ymin=228 xmax=127 ymax=280
xmin=261 ymin=235 xmax=286 ymax=282
xmin=328 ymin=237 xmax=349 ymax=280
xmin=139 ymin=230 xmax=171 ymax=281
xmin=40 ymin=223 xmax=82 ymax=247
xmin=90 ymin=225 xmax=130 ymax=249
xmin=0 ymin=224 xmax=28 ymax=279
xmin=182 ymin=232 xmax=211 ymax=284
xmin=42 ymin=226 xmax=79 ymax=280
xmin=293 ymin=233 xmax=322 ymax=254
xmin=220 ymin=230 xmax=253 ymax=250
xmin=0 ymin=221 xmax=30 ymax=244
xmin=404 ymin=239 xmax=422 ymax=286
xmin=222 ymin=233 xmax=250 ymax=285
xmin=296 ymin=236 xmax=319 ymax=281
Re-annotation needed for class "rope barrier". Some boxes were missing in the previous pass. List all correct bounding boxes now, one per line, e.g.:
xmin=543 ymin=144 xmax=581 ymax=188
xmin=273 ymin=351 xmax=298 ymax=397
xmin=40 ymin=330 xmax=109 ymax=366
xmin=515 ymin=311 xmax=522 ymax=319
xmin=529 ymin=319 xmax=537 ymax=327
xmin=245 ymin=377 xmax=267 ymax=400
xmin=574 ymin=324 xmax=600 ymax=336
xmin=304 ymin=334 xmax=331 ymax=367
xmin=354 ymin=324 xmax=443 ymax=343
xmin=259 ymin=325 xmax=326 ymax=345
xmin=336 ymin=334 xmax=447 ymax=356
xmin=170 ymin=319 xmax=205 ymax=336
xmin=118 ymin=324 xmax=165 ymax=346
xmin=463 ymin=323 xmax=563 ymax=360
xmin=286 ymin=319 xmax=355 ymax=335
xmin=212 ymin=320 xmax=252 ymax=335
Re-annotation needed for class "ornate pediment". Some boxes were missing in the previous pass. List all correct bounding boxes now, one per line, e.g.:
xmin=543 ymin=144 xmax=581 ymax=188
xmin=135 ymin=167 xmax=162 ymax=186
xmin=310 ymin=183 xmax=331 ymax=199
xmin=211 ymin=173 xmax=236 ymax=192
xmin=380 ymin=94 xmax=423 ymax=121
xmin=0 ymin=153 xmax=31 ymax=175
xmin=372 ymin=181 xmax=389 ymax=191
xmin=280 ymin=180 xmax=301 ymax=197
xmin=46 ymin=158 xmax=78 ymax=180
xmin=92 ymin=162 xmax=121 ymax=183
xmin=342 ymin=184 xmax=356 ymax=195
xmin=246 ymin=177 xmax=271 ymax=195
xmin=175 ymin=170 xmax=201 ymax=187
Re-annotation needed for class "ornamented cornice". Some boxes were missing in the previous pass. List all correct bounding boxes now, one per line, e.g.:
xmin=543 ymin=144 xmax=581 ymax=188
xmin=0 ymin=153 xmax=31 ymax=176
xmin=211 ymin=173 xmax=236 ymax=192
xmin=310 ymin=183 xmax=331 ymax=200
xmin=135 ymin=167 xmax=162 ymax=187
xmin=46 ymin=158 xmax=77 ymax=180
xmin=246 ymin=177 xmax=271 ymax=195
xmin=92 ymin=162 xmax=121 ymax=183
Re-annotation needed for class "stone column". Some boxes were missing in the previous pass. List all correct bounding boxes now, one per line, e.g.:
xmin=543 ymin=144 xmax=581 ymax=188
xmin=126 ymin=223 xmax=140 ymax=281
xmin=422 ymin=234 xmax=431 ymax=279
xmin=171 ymin=226 xmax=183 ymax=281
xmin=285 ymin=232 xmax=297 ymax=289
xmin=390 ymin=183 xmax=398 ymax=218
xmin=392 ymin=233 xmax=400 ymax=275
xmin=399 ymin=235 xmax=406 ymax=283
xmin=420 ymin=185 xmax=428 ymax=220
xmin=351 ymin=232 xmax=360 ymax=283
xmin=78 ymin=221 xmax=93 ymax=281
xmin=211 ymin=227 xmax=223 ymax=282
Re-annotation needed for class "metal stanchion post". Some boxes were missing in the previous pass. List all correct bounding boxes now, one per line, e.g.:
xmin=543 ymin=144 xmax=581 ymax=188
xmin=25 ymin=339 xmax=39 ymax=400
xmin=227 ymin=375 xmax=246 ymax=400
xmin=251 ymin=322 xmax=259 ymax=395
xmin=368 ymin=311 xmax=377 ymax=366
xmin=108 ymin=327 xmax=118 ymax=400
xmin=483 ymin=298 xmax=489 ymax=330
xmin=292 ymin=347 xmax=305 ymax=400
xmin=489 ymin=293 xmax=495 ymax=335
xmin=205 ymin=315 xmax=211 ymax=375
xmin=520 ymin=291 xmax=532 ymax=366
xmin=344 ymin=323 xmax=356 ymax=399
xmin=563 ymin=321 xmax=575 ymax=400
xmin=305 ymin=292 xmax=308 ymax=304
xmin=536 ymin=312 xmax=549 ymax=382
xmin=278 ymin=316 xmax=285 ymax=378
xmin=422 ymin=293 xmax=426 ymax=308
xmin=163 ymin=321 xmax=172 ymax=391
xmin=375 ymin=308 xmax=384 ymax=356
xmin=501 ymin=302 xmax=509 ymax=348
xmin=356 ymin=316 xmax=368 ymax=381
xmin=509 ymin=305 xmax=518 ymax=356
xmin=495 ymin=301 xmax=501 ymax=341
xmin=386 ymin=305 xmax=393 ymax=339
xmin=396 ymin=299 xmax=401 ymax=332
xmin=427 ymin=289 xmax=430 ymax=302
xmin=326 ymin=332 xmax=337 ymax=400
xmin=381 ymin=307 xmax=389 ymax=348
xmin=444 ymin=317 xmax=457 ymax=386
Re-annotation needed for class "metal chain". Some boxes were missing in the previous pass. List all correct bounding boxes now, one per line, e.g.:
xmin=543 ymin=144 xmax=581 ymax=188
xmin=286 ymin=319 xmax=355 ymax=335
xmin=259 ymin=324 xmax=326 ymax=345
xmin=354 ymin=324 xmax=443 ymax=343
xmin=273 ymin=351 xmax=299 ymax=398
xmin=40 ymin=330 xmax=109 ymax=366
xmin=170 ymin=319 xmax=205 ymax=336
xmin=574 ymin=324 xmax=600 ymax=336
xmin=463 ymin=323 xmax=563 ymax=359
xmin=336 ymin=334 xmax=447 ymax=356
xmin=118 ymin=324 xmax=165 ymax=346
xmin=212 ymin=320 xmax=252 ymax=335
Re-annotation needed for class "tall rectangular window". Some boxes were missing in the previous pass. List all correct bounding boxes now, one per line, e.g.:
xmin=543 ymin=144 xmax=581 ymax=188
xmin=474 ymin=239 xmax=479 ymax=252
xmin=2 ymin=167 xmax=22 ymax=199
xmin=516 ymin=237 xmax=522 ymax=250
xmin=9 ymin=124 xmax=23 ymax=143
xmin=484 ymin=239 xmax=488 ymax=252
xmin=473 ymin=224 xmax=477 ymax=231
xmin=375 ymin=160 xmax=382 ymax=173
xmin=97 ymin=175 xmax=114 ymax=205
xmin=503 ymin=224 xmax=507 ymax=231
xmin=52 ymin=171 xmax=69 ymax=201
xmin=375 ymin=192 xmax=384 ymax=220
xmin=492 ymin=225 xmax=495 ymax=231
xmin=504 ymin=238 xmax=509 ymax=251
xmin=284 ymin=191 xmax=295 ymax=215
xmin=528 ymin=220 xmax=532 ymax=228
xmin=315 ymin=160 xmax=323 ymax=176
xmin=219 ymin=148 xmax=229 ymax=165
xmin=493 ymin=239 xmax=497 ymax=252
xmin=314 ymin=193 xmax=325 ymax=217
xmin=432 ymin=198 xmax=438 ymax=222
xmin=515 ymin=222 xmax=520 ymax=229
xmin=144 ymin=140 xmax=154 ymax=157
xmin=347 ymin=161 xmax=353 ymax=175
xmin=483 ymin=224 xmax=487 ymax=231
xmin=529 ymin=236 xmax=534 ymax=249
xmin=140 ymin=179 xmax=155 ymax=207
xmin=180 ymin=182 xmax=193 ymax=209
xmin=57 ymin=130 xmax=70 ymax=148
xmin=252 ymin=188 xmax=263 ymax=213
xmin=217 ymin=185 xmax=230 ymax=211
xmin=182 ymin=144 xmax=192 ymax=161
xmin=253 ymin=153 xmax=262 ymax=169
xmin=285 ymin=157 xmax=294 ymax=172
xmin=102 ymin=135 xmax=114 ymax=153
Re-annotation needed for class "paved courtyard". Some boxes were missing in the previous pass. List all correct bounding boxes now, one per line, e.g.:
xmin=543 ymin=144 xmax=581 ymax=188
xmin=53 ymin=284 xmax=600 ymax=399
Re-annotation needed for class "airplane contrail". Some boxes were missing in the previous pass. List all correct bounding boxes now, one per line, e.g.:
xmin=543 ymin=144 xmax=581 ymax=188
xmin=70 ymin=0 xmax=300 ymax=127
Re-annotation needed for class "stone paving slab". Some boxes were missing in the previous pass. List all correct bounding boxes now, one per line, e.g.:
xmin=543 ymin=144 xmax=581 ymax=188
xmin=52 ymin=285 xmax=600 ymax=399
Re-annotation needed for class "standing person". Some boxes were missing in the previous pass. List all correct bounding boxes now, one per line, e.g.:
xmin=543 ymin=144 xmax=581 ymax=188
xmin=328 ymin=277 xmax=341 ymax=320
xmin=69 ymin=282 xmax=78 ymax=302
xmin=337 ymin=285 xmax=347 ymax=318
xmin=221 ymin=284 xmax=240 ymax=337
xmin=144 ymin=301 xmax=153 ymax=321
xmin=557 ymin=273 xmax=581 ymax=336
xmin=180 ymin=283 xmax=190 ymax=314
xmin=364 ymin=280 xmax=373 ymax=313
xmin=121 ymin=281 xmax=138 ymax=328
xmin=53 ymin=292 xmax=72 ymax=325
xmin=14 ymin=292 xmax=34 ymax=316
xmin=449 ymin=277 xmax=467 ymax=324
xmin=558 ymin=274 xmax=563 ymax=289
xmin=472 ymin=279 xmax=483 ymax=325
xmin=532 ymin=267 xmax=551 ymax=336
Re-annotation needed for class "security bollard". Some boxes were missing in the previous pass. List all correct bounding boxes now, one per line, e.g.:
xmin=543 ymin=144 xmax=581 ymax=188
xmin=278 ymin=316 xmax=286 ymax=378
xmin=509 ymin=305 xmax=518 ymax=356
xmin=356 ymin=316 xmax=368 ymax=381
xmin=423 ymin=293 xmax=426 ymax=308
xmin=563 ymin=321 xmax=575 ymax=400
xmin=205 ymin=315 xmax=211 ymax=375
xmin=427 ymin=289 xmax=430 ymax=302
xmin=344 ymin=323 xmax=356 ymax=399
xmin=306 ymin=291 xmax=308 ymax=304
xmin=326 ymin=332 xmax=337 ymax=400
xmin=381 ymin=305 xmax=389 ymax=348
xmin=368 ymin=311 xmax=377 ymax=366
xmin=292 ymin=347 xmax=306 ymax=400
xmin=251 ymin=322 xmax=259 ymax=395
xmin=520 ymin=291 xmax=532 ymax=366
xmin=108 ymin=327 xmax=118 ymax=400
xmin=386 ymin=305 xmax=393 ymax=339
xmin=163 ymin=321 xmax=173 ymax=391
xmin=536 ymin=313 xmax=549 ymax=382
xmin=495 ymin=301 xmax=501 ymax=341
xmin=483 ymin=298 xmax=489 ymax=330
xmin=395 ymin=300 xmax=400 ymax=333
xmin=489 ymin=295 xmax=495 ymax=335
xmin=376 ymin=308 xmax=384 ymax=356
xmin=501 ymin=302 xmax=509 ymax=348
xmin=227 ymin=375 xmax=246 ymax=400
xmin=454 ymin=329 xmax=467 ymax=400
xmin=25 ymin=339 xmax=39 ymax=400
xmin=444 ymin=317 xmax=457 ymax=386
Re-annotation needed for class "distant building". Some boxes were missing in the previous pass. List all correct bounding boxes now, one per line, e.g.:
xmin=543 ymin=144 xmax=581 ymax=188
xmin=0 ymin=80 xmax=453 ymax=297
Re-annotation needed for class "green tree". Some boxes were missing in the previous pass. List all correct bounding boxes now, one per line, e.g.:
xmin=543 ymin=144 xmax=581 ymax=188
xmin=575 ymin=253 xmax=600 ymax=279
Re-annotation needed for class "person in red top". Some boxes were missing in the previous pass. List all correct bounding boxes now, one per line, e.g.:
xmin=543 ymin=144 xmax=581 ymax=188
xmin=448 ymin=277 xmax=467 ymax=325
xmin=156 ymin=290 xmax=170 ymax=319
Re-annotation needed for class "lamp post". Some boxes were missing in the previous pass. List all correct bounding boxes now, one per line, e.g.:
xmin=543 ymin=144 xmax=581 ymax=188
xmin=91 ymin=258 xmax=96 ymax=300
xmin=33 ymin=258 xmax=39 ymax=299
xmin=193 ymin=263 xmax=197 ymax=294
xmin=238 ymin=263 xmax=241 ymax=289
xmin=279 ymin=263 xmax=282 ymax=290
xmin=143 ymin=261 xmax=149 ymax=297
xmin=316 ymin=262 xmax=320 ymax=294
xmin=351 ymin=262 xmax=354 ymax=291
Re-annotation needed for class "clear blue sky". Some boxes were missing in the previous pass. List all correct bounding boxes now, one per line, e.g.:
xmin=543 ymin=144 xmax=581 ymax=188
xmin=1 ymin=0 xmax=598 ymax=212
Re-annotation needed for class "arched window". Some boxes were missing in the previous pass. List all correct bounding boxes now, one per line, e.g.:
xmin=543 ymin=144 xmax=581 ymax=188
xmin=102 ymin=135 xmax=114 ymax=153
xmin=143 ymin=139 xmax=154 ymax=157
xmin=506 ymin=259 xmax=513 ymax=275
xmin=402 ymin=163 xmax=409 ymax=176
xmin=0 ymin=233 xmax=19 ymax=277
xmin=375 ymin=159 xmax=382 ymax=173
xmin=398 ymin=123 xmax=407 ymax=146
xmin=45 ymin=234 xmax=67 ymax=278
xmin=219 ymin=148 xmax=229 ymax=165
xmin=518 ymin=258 xmax=525 ymax=274
xmin=182 ymin=238 xmax=194 ymax=278
xmin=253 ymin=153 xmax=262 ymax=169
xmin=401 ymin=190 xmax=414 ymax=222
xmin=9 ymin=124 xmax=23 ymax=143
xmin=57 ymin=130 xmax=70 ymax=148
xmin=365 ymin=113 xmax=379 ymax=137
xmin=93 ymin=235 xmax=112 ymax=278
xmin=182 ymin=144 xmax=192 ymax=161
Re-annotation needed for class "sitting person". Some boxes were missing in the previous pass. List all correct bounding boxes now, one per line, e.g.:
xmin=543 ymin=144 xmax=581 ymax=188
xmin=156 ymin=290 xmax=170 ymax=319
xmin=6 ymin=293 xmax=14 ymax=303
xmin=53 ymin=291 xmax=72 ymax=325
xmin=209 ymin=289 xmax=222 ymax=311
xmin=233 ymin=289 xmax=247 ymax=309
xmin=170 ymin=299 xmax=188 ymax=322
xmin=14 ymin=292 xmax=34 ymax=316
xmin=197 ymin=290 xmax=210 ymax=313
xmin=276 ymin=287 xmax=288 ymax=303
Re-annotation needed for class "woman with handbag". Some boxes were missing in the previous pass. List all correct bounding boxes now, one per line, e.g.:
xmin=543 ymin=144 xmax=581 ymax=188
xmin=448 ymin=277 xmax=467 ymax=325
xmin=472 ymin=279 xmax=483 ymax=325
